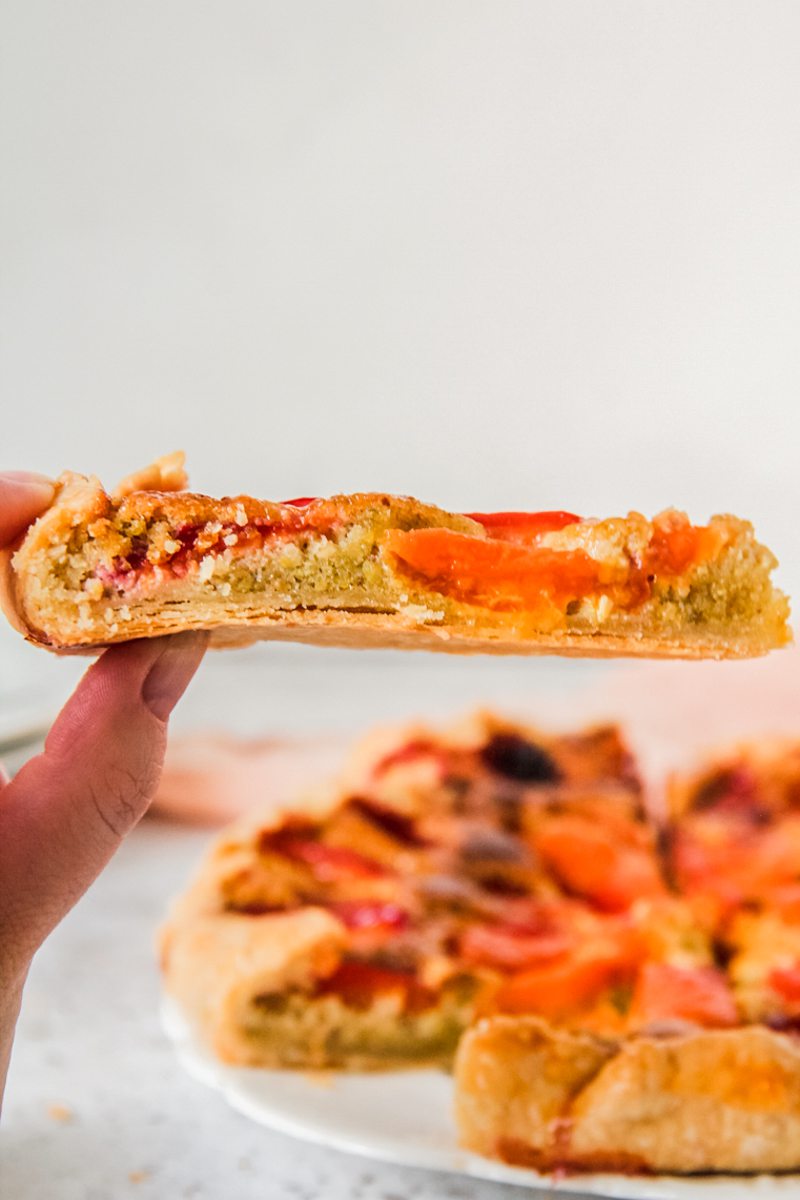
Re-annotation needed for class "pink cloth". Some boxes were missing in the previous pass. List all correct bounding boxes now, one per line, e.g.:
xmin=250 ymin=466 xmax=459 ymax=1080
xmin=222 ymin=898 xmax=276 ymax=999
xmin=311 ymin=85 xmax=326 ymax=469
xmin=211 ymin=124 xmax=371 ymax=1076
xmin=151 ymin=733 xmax=346 ymax=825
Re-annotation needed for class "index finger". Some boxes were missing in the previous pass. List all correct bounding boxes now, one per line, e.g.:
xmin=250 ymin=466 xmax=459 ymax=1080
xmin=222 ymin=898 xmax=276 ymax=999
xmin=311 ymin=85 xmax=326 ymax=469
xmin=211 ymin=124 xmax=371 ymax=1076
xmin=0 ymin=473 xmax=56 ymax=547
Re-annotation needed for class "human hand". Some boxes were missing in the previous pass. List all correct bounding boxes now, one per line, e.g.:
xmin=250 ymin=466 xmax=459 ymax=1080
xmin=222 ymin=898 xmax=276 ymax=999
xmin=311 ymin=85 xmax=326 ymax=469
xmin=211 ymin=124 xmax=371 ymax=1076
xmin=0 ymin=472 xmax=206 ymax=1102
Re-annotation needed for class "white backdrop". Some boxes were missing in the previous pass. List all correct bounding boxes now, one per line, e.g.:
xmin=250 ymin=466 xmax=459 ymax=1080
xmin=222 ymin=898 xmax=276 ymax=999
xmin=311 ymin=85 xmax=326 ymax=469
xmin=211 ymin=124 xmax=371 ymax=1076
xmin=2 ymin=1 xmax=799 ymax=705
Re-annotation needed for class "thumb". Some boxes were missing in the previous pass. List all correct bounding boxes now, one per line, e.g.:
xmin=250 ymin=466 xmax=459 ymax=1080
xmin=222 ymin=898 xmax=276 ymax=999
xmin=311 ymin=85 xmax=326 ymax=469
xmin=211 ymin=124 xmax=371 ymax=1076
xmin=0 ymin=633 xmax=206 ymax=976
xmin=0 ymin=472 xmax=56 ymax=546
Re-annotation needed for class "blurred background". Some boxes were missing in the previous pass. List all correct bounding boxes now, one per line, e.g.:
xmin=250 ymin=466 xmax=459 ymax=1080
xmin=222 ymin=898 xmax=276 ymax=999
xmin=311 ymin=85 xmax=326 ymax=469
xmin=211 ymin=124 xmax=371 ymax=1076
xmin=2 ymin=0 xmax=800 ymax=734
xmin=4 ymin=7 xmax=800 ymax=1196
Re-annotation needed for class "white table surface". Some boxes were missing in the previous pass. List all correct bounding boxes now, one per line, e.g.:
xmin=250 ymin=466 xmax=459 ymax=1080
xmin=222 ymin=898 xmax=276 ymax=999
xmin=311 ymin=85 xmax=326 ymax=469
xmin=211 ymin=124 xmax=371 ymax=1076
xmin=2 ymin=645 xmax=609 ymax=1200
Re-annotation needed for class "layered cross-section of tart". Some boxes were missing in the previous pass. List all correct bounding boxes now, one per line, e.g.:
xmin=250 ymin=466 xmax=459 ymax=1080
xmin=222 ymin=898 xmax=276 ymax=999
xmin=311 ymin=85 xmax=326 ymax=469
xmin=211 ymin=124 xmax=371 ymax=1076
xmin=160 ymin=715 xmax=666 ymax=1070
xmin=2 ymin=453 xmax=789 ymax=656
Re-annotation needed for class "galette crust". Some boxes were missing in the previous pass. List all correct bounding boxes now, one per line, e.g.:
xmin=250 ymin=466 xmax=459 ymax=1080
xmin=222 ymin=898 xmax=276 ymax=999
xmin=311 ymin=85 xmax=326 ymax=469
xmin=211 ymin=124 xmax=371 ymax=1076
xmin=455 ymin=1015 xmax=800 ymax=1173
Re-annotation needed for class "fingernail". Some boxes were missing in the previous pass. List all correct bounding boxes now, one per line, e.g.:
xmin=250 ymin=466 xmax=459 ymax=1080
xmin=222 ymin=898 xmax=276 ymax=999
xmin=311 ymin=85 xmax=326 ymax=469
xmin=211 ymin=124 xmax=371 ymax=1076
xmin=141 ymin=632 xmax=207 ymax=721
xmin=1 ymin=472 xmax=56 ymax=502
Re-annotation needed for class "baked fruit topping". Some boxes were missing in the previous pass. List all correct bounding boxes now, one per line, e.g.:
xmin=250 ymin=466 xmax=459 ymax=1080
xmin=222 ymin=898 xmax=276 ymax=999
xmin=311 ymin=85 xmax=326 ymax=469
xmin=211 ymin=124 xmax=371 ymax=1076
xmin=162 ymin=716 xmax=800 ymax=1175
xmin=2 ymin=453 xmax=789 ymax=657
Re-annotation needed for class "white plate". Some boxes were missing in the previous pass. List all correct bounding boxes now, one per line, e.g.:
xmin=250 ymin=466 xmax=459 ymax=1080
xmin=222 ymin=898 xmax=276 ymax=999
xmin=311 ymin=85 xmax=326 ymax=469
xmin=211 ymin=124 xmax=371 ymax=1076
xmin=162 ymin=998 xmax=797 ymax=1199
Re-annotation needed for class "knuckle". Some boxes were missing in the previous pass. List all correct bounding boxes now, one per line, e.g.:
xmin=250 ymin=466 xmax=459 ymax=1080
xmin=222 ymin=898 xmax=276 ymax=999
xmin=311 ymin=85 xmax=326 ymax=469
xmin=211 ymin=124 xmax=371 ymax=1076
xmin=87 ymin=752 xmax=160 ymax=841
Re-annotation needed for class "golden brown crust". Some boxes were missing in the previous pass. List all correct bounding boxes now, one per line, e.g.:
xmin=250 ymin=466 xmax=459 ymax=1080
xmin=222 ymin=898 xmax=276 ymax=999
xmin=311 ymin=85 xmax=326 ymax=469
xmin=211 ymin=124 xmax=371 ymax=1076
xmin=164 ymin=907 xmax=477 ymax=1070
xmin=0 ymin=470 xmax=105 ymax=642
xmin=3 ymin=456 xmax=790 ymax=659
xmin=2 ymin=596 xmax=788 ymax=660
xmin=159 ymin=792 xmax=349 ymax=1064
xmin=0 ymin=546 xmax=27 ymax=641
xmin=195 ymin=614 xmax=787 ymax=659
xmin=162 ymin=907 xmax=348 ymax=1065
xmin=113 ymin=450 xmax=188 ymax=499
xmin=455 ymin=1016 xmax=616 ymax=1163
xmin=160 ymin=807 xmax=479 ymax=1070
xmin=455 ymin=1014 xmax=800 ymax=1173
